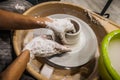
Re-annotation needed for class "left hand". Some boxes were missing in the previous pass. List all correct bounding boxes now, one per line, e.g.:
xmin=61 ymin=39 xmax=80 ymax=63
xmin=23 ymin=36 xmax=71 ymax=58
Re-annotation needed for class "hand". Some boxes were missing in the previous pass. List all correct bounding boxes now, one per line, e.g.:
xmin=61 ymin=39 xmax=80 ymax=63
xmin=45 ymin=18 xmax=76 ymax=43
xmin=23 ymin=36 xmax=71 ymax=58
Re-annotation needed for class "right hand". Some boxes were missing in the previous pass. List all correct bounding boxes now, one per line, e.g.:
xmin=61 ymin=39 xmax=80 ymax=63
xmin=45 ymin=18 xmax=76 ymax=43
xmin=23 ymin=36 xmax=71 ymax=58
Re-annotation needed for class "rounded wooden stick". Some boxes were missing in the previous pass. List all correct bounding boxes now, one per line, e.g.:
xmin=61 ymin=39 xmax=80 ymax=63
xmin=0 ymin=50 xmax=30 ymax=80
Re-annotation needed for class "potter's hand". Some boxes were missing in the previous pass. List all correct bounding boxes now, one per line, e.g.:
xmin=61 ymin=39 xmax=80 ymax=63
xmin=45 ymin=18 xmax=75 ymax=43
xmin=23 ymin=36 xmax=71 ymax=58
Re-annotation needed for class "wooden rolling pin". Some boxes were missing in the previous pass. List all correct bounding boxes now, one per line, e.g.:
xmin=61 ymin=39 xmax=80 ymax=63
xmin=0 ymin=50 xmax=30 ymax=80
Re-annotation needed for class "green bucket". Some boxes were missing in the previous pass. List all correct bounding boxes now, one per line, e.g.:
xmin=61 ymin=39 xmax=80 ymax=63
xmin=99 ymin=30 xmax=120 ymax=80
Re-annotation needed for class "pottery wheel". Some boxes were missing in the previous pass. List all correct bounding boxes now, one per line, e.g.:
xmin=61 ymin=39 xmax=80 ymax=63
xmin=43 ymin=14 xmax=98 ymax=68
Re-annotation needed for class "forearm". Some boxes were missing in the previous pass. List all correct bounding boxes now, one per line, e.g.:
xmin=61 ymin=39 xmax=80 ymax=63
xmin=0 ymin=9 xmax=46 ymax=30
xmin=0 ymin=50 xmax=30 ymax=80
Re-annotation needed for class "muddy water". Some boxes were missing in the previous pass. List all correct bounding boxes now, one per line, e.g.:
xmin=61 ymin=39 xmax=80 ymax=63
xmin=108 ymin=39 xmax=120 ymax=74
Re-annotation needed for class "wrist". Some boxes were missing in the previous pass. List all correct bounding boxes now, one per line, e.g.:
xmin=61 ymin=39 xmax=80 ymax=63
xmin=32 ymin=17 xmax=53 ymax=28
xmin=31 ymin=17 xmax=45 ymax=28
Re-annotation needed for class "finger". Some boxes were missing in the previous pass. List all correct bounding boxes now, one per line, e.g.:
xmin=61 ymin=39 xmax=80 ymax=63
xmin=55 ymin=43 xmax=71 ymax=52
xmin=67 ymin=25 xmax=76 ymax=33
xmin=45 ymin=17 xmax=53 ymax=22
xmin=34 ymin=51 xmax=57 ymax=57
xmin=72 ymin=26 xmax=76 ymax=33
xmin=59 ymin=33 xmax=69 ymax=44
xmin=68 ymin=19 xmax=76 ymax=33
